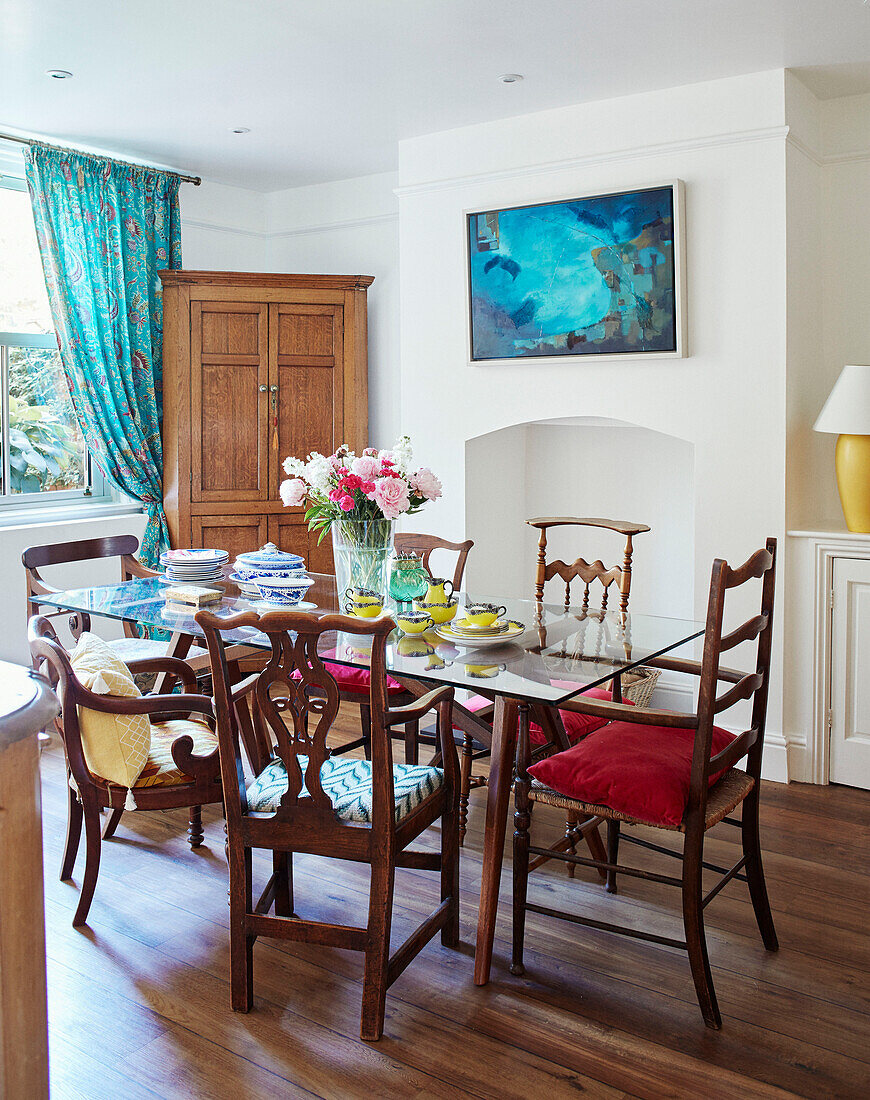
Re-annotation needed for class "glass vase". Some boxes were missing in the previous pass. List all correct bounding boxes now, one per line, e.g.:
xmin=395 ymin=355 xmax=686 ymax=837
xmin=331 ymin=518 xmax=395 ymax=605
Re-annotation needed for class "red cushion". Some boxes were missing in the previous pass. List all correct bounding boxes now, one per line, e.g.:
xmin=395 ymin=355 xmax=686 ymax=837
xmin=456 ymin=685 xmax=617 ymax=744
xmin=322 ymin=660 xmax=405 ymax=696
xmin=528 ymin=721 xmax=736 ymax=829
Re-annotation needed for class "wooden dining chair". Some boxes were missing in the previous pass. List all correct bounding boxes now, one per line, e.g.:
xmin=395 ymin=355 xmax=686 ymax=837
xmin=452 ymin=517 xmax=650 ymax=855
xmin=330 ymin=533 xmax=473 ymax=763
xmin=512 ymin=539 xmax=778 ymax=1029
xmin=196 ymin=606 xmax=461 ymax=1042
xmin=28 ymin=616 xmax=223 ymax=927
xmin=22 ymin=535 xmax=210 ymax=672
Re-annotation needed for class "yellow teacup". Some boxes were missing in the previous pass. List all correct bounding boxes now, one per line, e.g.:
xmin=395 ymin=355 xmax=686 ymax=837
xmin=397 ymin=610 xmax=435 ymax=634
xmin=466 ymin=662 xmax=506 ymax=679
xmin=413 ymin=598 xmax=458 ymax=624
xmin=464 ymin=602 xmax=507 ymax=627
xmin=397 ymin=634 xmax=434 ymax=656
xmin=345 ymin=597 xmax=384 ymax=618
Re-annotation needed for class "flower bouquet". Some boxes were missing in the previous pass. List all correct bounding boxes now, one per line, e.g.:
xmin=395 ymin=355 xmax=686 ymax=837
xmin=279 ymin=436 xmax=442 ymax=598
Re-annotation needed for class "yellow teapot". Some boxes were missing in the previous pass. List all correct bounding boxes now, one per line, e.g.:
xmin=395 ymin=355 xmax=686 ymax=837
xmin=423 ymin=576 xmax=454 ymax=604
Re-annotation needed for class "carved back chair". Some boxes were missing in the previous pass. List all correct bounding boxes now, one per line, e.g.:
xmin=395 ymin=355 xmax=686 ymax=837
xmin=28 ymin=615 xmax=222 ymax=927
xmin=196 ymin=607 xmax=460 ymax=1042
xmin=512 ymin=539 xmax=778 ymax=1029
xmin=332 ymin=533 xmax=474 ymax=764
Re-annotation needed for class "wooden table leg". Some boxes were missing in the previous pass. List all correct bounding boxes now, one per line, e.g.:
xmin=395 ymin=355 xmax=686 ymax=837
xmin=473 ymin=694 xmax=519 ymax=986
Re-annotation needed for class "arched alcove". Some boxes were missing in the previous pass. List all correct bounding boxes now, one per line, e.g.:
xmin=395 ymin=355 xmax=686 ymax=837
xmin=464 ymin=416 xmax=695 ymax=617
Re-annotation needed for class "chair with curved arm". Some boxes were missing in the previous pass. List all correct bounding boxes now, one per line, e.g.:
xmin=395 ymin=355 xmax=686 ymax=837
xmin=28 ymin=615 xmax=223 ymax=928
xmin=197 ymin=605 xmax=461 ymax=1042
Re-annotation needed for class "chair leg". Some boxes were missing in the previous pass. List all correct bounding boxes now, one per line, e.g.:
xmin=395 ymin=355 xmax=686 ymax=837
xmin=741 ymin=792 xmax=779 ymax=951
xmin=404 ymin=721 xmax=419 ymax=765
xmin=682 ymin=831 xmax=721 ymax=1029
xmin=60 ymin=781 xmax=83 ymax=880
xmin=229 ymin=844 xmax=254 ymax=1012
xmin=73 ymin=800 xmax=102 ymax=927
xmin=582 ymin=820 xmax=609 ymax=879
xmin=440 ymin=791 xmax=460 ymax=948
xmin=101 ymin=807 xmax=124 ymax=840
xmin=605 ymin=819 xmax=620 ymax=894
xmin=188 ymin=805 xmax=204 ymax=848
xmin=458 ymin=734 xmax=474 ymax=846
xmin=273 ymin=850 xmax=294 ymax=917
xmin=510 ymin=791 xmax=532 ymax=977
xmin=360 ymin=857 xmax=395 ymax=1041
xmin=564 ymin=811 xmax=579 ymax=878
xmin=359 ymin=704 xmax=372 ymax=761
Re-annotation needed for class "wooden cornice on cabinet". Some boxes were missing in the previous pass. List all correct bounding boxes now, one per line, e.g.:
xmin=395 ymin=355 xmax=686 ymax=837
xmin=159 ymin=270 xmax=375 ymax=290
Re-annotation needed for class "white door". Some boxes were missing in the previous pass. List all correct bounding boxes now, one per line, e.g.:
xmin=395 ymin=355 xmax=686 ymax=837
xmin=830 ymin=557 xmax=870 ymax=789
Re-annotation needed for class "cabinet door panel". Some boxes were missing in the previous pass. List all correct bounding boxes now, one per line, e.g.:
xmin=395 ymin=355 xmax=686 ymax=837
xmin=269 ymin=304 xmax=343 ymax=500
xmin=191 ymin=302 xmax=269 ymax=503
xmin=830 ymin=557 xmax=870 ymax=789
xmin=191 ymin=514 xmax=269 ymax=562
xmin=268 ymin=514 xmax=334 ymax=575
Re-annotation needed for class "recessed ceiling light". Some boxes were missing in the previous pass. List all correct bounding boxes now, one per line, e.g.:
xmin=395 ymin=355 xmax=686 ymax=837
xmin=500 ymin=73 xmax=523 ymax=84
xmin=45 ymin=69 xmax=73 ymax=79
xmin=231 ymin=127 xmax=251 ymax=134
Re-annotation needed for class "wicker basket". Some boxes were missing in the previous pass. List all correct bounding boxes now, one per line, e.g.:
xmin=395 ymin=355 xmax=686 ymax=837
xmin=619 ymin=666 xmax=661 ymax=709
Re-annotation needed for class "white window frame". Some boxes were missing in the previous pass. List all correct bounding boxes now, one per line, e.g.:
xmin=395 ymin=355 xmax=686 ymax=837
xmin=0 ymin=169 xmax=118 ymax=516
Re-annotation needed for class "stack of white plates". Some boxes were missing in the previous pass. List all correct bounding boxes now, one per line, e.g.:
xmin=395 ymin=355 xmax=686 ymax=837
xmin=160 ymin=548 xmax=228 ymax=584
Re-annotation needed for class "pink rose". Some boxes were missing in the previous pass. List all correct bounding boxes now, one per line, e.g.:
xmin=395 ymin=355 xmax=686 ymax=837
xmin=279 ymin=478 xmax=307 ymax=507
xmin=350 ymin=454 xmax=381 ymax=481
xmin=373 ymin=476 xmax=410 ymax=520
xmin=410 ymin=467 xmax=442 ymax=501
xmin=339 ymin=495 xmax=355 ymax=512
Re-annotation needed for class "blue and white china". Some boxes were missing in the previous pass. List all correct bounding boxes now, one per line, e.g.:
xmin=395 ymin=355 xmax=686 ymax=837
xmin=253 ymin=574 xmax=316 ymax=606
xmin=236 ymin=542 xmax=305 ymax=575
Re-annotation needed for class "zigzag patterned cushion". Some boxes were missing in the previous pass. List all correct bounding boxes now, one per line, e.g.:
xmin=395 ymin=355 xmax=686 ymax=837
xmin=246 ymin=754 xmax=444 ymax=823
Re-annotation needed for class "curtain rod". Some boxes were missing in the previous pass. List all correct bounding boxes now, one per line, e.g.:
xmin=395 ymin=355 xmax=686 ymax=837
xmin=0 ymin=130 xmax=201 ymax=185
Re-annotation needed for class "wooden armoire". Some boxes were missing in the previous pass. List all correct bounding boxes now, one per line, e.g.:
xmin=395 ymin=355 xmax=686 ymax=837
xmin=159 ymin=270 xmax=373 ymax=571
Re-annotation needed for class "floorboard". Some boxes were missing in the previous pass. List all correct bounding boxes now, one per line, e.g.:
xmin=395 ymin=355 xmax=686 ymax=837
xmin=39 ymin=708 xmax=870 ymax=1099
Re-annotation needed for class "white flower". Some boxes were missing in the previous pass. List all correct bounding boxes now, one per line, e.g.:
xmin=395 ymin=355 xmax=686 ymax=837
xmin=305 ymin=452 xmax=333 ymax=493
xmin=279 ymin=478 xmax=307 ymax=507
xmin=381 ymin=435 xmax=414 ymax=475
xmin=282 ymin=455 xmax=306 ymax=477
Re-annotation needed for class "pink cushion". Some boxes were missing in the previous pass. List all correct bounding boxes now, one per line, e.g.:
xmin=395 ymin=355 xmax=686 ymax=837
xmin=528 ymin=720 xmax=736 ymax=829
xmin=322 ymin=660 xmax=405 ymax=696
xmin=457 ymin=685 xmax=617 ymax=745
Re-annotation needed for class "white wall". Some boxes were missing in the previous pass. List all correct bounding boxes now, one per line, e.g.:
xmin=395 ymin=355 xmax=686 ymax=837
xmin=180 ymin=179 xmax=268 ymax=270
xmin=397 ymin=70 xmax=790 ymax=775
xmin=265 ymin=173 xmax=400 ymax=447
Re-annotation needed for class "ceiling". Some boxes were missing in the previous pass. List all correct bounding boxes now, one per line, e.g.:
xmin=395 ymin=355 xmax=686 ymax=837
xmin=3 ymin=0 xmax=870 ymax=191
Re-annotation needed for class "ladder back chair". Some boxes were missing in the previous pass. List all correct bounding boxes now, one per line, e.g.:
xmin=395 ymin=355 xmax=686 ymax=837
xmin=196 ymin=606 xmax=461 ymax=1042
xmin=512 ymin=539 xmax=778 ymax=1029
xmin=28 ymin=616 xmax=222 ymax=927
xmin=452 ymin=517 xmax=650 ymax=855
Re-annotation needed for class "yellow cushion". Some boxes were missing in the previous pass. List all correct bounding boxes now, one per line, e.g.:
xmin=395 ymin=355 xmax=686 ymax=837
xmin=69 ymin=633 xmax=150 ymax=788
xmin=136 ymin=718 xmax=219 ymax=788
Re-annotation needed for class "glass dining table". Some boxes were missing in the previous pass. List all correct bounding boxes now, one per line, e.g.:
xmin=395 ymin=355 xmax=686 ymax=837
xmin=37 ymin=570 xmax=704 ymax=985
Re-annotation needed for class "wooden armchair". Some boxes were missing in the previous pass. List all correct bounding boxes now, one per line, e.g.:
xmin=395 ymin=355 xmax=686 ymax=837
xmin=452 ymin=516 xmax=650 ymax=855
xmin=196 ymin=606 xmax=461 ymax=1042
xmin=28 ymin=616 xmax=223 ymax=928
xmin=22 ymin=535 xmax=209 ymax=675
xmin=512 ymin=540 xmax=779 ymax=1029
xmin=330 ymin=533 xmax=473 ymax=763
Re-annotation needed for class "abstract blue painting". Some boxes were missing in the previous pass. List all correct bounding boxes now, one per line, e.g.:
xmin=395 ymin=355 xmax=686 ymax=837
xmin=467 ymin=185 xmax=679 ymax=360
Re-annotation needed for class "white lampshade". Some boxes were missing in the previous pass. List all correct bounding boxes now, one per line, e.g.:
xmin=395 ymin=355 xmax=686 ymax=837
xmin=814 ymin=365 xmax=870 ymax=435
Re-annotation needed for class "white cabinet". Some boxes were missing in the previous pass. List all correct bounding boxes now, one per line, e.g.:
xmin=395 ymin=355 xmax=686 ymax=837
xmin=830 ymin=557 xmax=870 ymax=788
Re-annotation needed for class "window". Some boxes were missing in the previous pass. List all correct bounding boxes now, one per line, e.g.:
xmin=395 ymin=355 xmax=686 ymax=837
xmin=0 ymin=172 xmax=108 ymax=506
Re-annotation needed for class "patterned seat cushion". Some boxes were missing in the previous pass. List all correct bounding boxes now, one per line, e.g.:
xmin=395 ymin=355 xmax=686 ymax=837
xmin=246 ymin=754 xmax=444 ymax=823
xmin=134 ymin=718 xmax=219 ymax=788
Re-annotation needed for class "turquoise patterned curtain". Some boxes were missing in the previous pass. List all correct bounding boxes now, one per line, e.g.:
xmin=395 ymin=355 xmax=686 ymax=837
xmin=24 ymin=142 xmax=181 ymax=566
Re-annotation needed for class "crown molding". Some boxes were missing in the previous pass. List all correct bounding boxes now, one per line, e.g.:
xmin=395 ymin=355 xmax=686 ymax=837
xmin=181 ymin=217 xmax=267 ymax=239
xmin=394 ymin=125 xmax=791 ymax=198
xmin=269 ymin=211 xmax=398 ymax=238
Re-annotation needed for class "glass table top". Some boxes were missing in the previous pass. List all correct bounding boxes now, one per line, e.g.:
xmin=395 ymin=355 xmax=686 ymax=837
xmin=36 ymin=573 xmax=704 ymax=706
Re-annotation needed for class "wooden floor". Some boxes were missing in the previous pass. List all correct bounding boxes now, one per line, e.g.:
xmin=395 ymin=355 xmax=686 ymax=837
xmin=40 ymin=708 xmax=870 ymax=1100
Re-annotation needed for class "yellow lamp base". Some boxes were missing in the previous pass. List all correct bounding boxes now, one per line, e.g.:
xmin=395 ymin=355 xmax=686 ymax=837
xmin=835 ymin=434 xmax=870 ymax=533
